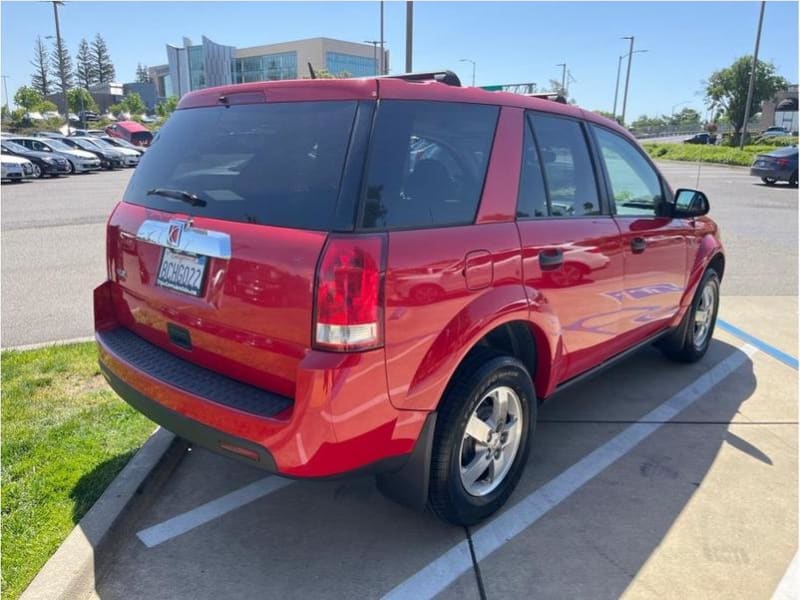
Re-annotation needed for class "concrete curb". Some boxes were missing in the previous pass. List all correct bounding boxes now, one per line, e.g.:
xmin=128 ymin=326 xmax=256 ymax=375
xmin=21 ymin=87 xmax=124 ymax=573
xmin=2 ymin=336 xmax=95 ymax=352
xmin=20 ymin=427 xmax=177 ymax=600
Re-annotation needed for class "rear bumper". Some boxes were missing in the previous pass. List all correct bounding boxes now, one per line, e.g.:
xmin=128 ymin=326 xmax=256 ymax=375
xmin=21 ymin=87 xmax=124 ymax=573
xmin=750 ymin=167 xmax=793 ymax=181
xmin=94 ymin=281 xmax=428 ymax=478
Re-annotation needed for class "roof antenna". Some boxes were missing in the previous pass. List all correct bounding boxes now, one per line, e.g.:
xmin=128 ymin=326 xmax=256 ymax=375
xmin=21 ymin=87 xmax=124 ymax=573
xmin=308 ymin=62 xmax=317 ymax=79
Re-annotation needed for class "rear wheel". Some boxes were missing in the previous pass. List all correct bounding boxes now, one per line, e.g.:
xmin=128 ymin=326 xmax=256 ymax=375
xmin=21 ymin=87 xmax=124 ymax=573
xmin=659 ymin=268 xmax=720 ymax=363
xmin=762 ymin=177 xmax=776 ymax=186
xmin=32 ymin=163 xmax=43 ymax=178
xmin=428 ymin=350 xmax=536 ymax=525
xmin=790 ymin=171 xmax=798 ymax=187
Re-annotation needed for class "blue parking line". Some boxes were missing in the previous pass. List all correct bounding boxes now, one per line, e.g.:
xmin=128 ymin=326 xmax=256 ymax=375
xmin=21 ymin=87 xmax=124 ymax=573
xmin=717 ymin=319 xmax=798 ymax=370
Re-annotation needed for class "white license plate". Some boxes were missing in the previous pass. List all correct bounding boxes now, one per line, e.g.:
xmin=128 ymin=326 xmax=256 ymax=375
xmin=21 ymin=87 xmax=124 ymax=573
xmin=156 ymin=248 xmax=207 ymax=296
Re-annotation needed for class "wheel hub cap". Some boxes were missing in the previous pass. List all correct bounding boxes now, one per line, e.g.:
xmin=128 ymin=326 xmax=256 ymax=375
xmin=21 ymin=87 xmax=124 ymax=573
xmin=693 ymin=282 xmax=716 ymax=348
xmin=459 ymin=385 xmax=523 ymax=497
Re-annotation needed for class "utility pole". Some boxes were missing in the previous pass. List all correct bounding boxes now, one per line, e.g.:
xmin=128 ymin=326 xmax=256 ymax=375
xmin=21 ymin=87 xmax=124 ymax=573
xmin=405 ymin=1 xmax=413 ymax=73
xmin=613 ymin=49 xmax=647 ymax=119
xmin=459 ymin=59 xmax=476 ymax=86
xmin=556 ymin=63 xmax=566 ymax=93
xmin=364 ymin=40 xmax=380 ymax=75
xmin=620 ymin=35 xmax=635 ymax=126
xmin=51 ymin=1 xmax=69 ymax=124
xmin=740 ymin=0 xmax=766 ymax=149
xmin=1 ymin=75 xmax=10 ymax=110
xmin=379 ymin=1 xmax=385 ymax=75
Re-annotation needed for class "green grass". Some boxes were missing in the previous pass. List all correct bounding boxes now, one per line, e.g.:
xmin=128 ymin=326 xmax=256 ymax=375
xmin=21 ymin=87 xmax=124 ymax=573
xmin=642 ymin=142 xmax=785 ymax=167
xmin=1 ymin=343 xmax=154 ymax=600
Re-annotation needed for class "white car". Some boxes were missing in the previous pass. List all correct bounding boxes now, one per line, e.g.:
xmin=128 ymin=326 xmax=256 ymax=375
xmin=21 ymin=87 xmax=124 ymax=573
xmin=1 ymin=155 xmax=33 ymax=182
xmin=7 ymin=136 xmax=101 ymax=173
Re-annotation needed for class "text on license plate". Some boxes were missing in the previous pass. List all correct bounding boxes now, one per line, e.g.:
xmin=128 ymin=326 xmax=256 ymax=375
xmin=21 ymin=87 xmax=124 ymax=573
xmin=156 ymin=248 xmax=207 ymax=296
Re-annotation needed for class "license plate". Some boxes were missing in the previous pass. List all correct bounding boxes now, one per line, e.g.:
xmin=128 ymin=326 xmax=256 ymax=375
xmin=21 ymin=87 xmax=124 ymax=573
xmin=156 ymin=248 xmax=207 ymax=296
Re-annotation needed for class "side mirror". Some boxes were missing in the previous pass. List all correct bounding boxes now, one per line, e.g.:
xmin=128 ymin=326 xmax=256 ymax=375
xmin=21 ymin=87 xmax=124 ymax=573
xmin=672 ymin=188 xmax=709 ymax=218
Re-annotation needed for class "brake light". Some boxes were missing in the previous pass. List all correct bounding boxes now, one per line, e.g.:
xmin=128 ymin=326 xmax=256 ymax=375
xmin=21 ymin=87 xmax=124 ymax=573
xmin=776 ymin=158 xmax=790 ymax=167
xmin=314 ymin=235 xmax=386 ymax=351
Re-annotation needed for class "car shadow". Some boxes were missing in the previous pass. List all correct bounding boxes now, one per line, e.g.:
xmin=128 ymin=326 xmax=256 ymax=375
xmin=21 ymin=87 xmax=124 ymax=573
xmin=70 ymin=449 xmax=139 ymax=524
xmin=90 ymin=338 xmax=771 ymax=599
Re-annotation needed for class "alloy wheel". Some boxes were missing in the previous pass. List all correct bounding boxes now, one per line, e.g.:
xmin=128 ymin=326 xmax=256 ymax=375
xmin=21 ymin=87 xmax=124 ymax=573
xmin=459 ymin=385 xmax=523 ymax=496
xmin=693 ymin=281 xmax=716 ymax=348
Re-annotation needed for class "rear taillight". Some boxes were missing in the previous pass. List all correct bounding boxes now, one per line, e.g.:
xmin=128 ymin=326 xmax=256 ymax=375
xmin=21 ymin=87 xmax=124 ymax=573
xmin=314 ymin=235 xmax=386 ymax=352
xmin=776 ymin=158 xmax=790 ymax=167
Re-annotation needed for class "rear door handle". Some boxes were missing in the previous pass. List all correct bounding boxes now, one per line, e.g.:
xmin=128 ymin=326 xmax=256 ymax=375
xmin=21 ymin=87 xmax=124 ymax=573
xmin=631 ymin=237 xmax=647 ymax=254
xmin=539 ymin=248 xmax=564 ymax=271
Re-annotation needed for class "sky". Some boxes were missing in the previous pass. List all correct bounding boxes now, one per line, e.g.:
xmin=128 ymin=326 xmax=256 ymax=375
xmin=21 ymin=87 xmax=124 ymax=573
xmin=1 ymin=0 xmax=797 ymax=120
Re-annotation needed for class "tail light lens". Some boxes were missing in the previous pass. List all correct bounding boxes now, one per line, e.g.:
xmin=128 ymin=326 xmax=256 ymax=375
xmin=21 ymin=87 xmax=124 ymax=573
xmin=776 ymin=158 xmax=790 ymax=167
xmin=314 ymin=235 xmax=386 ymax=352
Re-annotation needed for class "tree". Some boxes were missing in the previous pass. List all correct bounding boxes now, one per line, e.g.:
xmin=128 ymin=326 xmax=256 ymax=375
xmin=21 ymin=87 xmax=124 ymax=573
xmin=14 ymin=86 xmax=44 ymax=113
xmin=120 ymin=92 xmax=146 ymax=115
xmin=667 ymin=107 xmax=702 ymax=130
xmin=630 ymin=114 xmax=668 ymax=132
xmin=156 ymin=96 xmax=179 ymax=118
xmin=91 ymin=34 xmax=116 ymax=83
xmin=50 ymin=36 xmax=74 ymax=110
xmin=30 ymin=36 xmax=52 ymax=97
xmin=705 ymin=56 xmax=788 ymax=135
xmin=135 ymin=63 xmax=151 ymax=83
xmin=38 ymin=100 xmax=58 ymax=114
xmin=593 ymin=110 xmax=618 ymax=122
xmin=75 ymin=38 xmax=96 ymax=89
xmin=67 ymin=87 xmax=98 ymax=114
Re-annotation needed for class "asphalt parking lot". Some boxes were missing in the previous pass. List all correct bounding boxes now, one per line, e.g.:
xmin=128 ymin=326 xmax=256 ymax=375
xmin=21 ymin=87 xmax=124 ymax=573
xmin=3 ymin=161 xmax=798 ymax=599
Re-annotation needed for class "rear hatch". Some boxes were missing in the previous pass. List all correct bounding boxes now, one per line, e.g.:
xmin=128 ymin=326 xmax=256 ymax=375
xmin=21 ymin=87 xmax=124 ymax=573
xmin=107 ymin=83 xmax=375 ymax=399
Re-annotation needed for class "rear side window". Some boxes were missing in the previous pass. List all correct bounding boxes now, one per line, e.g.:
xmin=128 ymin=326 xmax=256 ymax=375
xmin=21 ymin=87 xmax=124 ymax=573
xmin=131 ymin=131 xmax=153 ymax=144
xmin=528 ymin=114 xmax=601 ymax=217
xmin=361 ymin=101 xmax=498 ymax=229
xmin=124 ymin=101 xmax=358 ymax=230
xmin=517 ymin=120 xmax=548 ymax=218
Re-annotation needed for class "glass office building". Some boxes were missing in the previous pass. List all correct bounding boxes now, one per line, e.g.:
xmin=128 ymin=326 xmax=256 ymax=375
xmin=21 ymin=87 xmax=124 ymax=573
xmin=160 ymin=36 xmax=388 ymax=98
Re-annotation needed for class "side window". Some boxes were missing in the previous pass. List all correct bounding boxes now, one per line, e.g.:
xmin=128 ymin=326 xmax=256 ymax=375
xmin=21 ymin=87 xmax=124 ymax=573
xmin=517 ymin=119 xmax=548 ymax=218
xmin=592 ymin=125 xmax=664 ymax=217
xmin=529 ymin=114 xmax=601 ymax=217
xmin=362 ymin=101 xmax=498 ymax=229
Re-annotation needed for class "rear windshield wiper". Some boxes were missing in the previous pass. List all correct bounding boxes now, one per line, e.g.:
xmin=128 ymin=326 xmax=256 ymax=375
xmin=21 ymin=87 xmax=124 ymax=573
xmin=147 ymin=188 xmax=207 ymax=207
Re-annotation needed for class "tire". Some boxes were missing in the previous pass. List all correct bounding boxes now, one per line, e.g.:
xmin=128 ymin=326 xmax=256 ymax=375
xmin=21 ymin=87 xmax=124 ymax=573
xmin=428 ymin=349 xmax=536 ymax=526
xmin=659 ymin=268 xmax=720 ymax=363
xmin=790 ymin=171 xmax=798 ymax=188
xmin=762 ymin=177 xmax=776 ymax=186
xmin=32 ymin=163 xmax=43 ymax=178
xmin=65 ymin=160 xmax=75 ymax=174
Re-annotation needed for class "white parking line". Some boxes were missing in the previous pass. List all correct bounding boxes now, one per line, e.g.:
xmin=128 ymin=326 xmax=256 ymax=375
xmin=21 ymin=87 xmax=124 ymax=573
xmin=137 ymin=476 xmax=293 ymax=548
xmin=383 ymin=343 xmax=758 ymax=599
xmin=772 ymin=551 xmax=799 ymax=600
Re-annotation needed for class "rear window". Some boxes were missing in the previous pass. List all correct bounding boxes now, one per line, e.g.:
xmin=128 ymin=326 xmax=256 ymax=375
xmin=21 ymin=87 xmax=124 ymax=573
xmin=124 ymin=101 xmax=358 ymax=230
xmin=361 ymin=101 xmax=498 ymax=229
xmin=130 ymin=131 xmax=153 ymax=144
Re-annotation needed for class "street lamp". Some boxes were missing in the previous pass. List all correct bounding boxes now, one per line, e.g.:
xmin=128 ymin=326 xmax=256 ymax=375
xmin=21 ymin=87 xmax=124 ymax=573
xmin=364 ymin=40 xmax=384 ymax=76
xmin=459 ymin=58 xmax=476 ymax=86
xmin=556 ymin=63 xmax=566 ymax=92
xmin=612 ymin=48 xmax=647 ymax=120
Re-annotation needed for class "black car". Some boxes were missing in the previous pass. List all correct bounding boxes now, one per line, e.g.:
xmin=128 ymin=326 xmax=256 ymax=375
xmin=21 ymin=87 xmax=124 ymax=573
xmin=750 ymin=146 xmax=799 ymax=186
xmin=57 ymin=136 xmax=124 ymax=169
xmin=684 ymin=133 xmax=717 ymax=145
xmin=0 ymin=140 xmax=69 ymax=178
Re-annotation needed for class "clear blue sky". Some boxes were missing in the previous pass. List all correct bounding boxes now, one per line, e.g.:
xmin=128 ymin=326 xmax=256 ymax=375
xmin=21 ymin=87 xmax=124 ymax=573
xmin=1 ymin=1 xmax=797 ymax=120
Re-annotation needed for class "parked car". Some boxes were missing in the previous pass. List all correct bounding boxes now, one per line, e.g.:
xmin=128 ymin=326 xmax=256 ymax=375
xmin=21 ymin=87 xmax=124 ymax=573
xmin=1 ymin=140 xmax=69 ymax=178
xmin=683 ymin=133 xmax=716 ymax=144
xmin=761 ymin=126 xmax=790 ymax=137
xmin=100 ymin=135 xmax=147 ymax=156
xmin=7 ymin=136 xmax=101 ymax=173
xmin=1 ymin=154 xmax=33 ymax=182
xmin=69 ymin=128 xmax=106 ymax=137
xmin=105 ymin=120 xmax=153 ymax=147
xmin=95 ymin=72 xmax=724 ymax=526
xmin=58 ymin=136 xmax=125 ymax=169
xmin=75 ymin=136 xmax=139 ymax=167
xmin=750 ymin=145 xmax=798 ymax=186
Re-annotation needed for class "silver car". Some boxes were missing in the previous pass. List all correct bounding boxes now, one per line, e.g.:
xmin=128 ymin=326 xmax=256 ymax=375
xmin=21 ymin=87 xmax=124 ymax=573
xmin=76 ymin=136 xmax=139 ymax=167
xmin=8 ymin=136 xmax=101 ymax=173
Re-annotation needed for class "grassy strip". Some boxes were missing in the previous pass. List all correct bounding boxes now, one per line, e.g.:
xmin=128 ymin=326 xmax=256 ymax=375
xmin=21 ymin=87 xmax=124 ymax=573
xmin=1 ymin=343 xmax=153 ymax=599
xmin=642 ymin=143 xmax=781 ymax=167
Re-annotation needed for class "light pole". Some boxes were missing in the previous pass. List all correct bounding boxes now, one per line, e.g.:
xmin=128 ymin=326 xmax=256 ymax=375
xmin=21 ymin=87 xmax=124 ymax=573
xmin=556 ymin=63 xmax=566 ymax=93
xmin=620 ymin=35 xmax=635 ymax=126
xmin=51 ymin=1 xmax=69 ymax=125
xmin=405 ymin=1 xmax=413 ymax=73
xmin=364 ymin=40 xmax=381 ymax=75
xmin=1 ymin=75 xmax=10 ymax=110
xmin=613 ymin=49 xmax=646 ymax=120
xmin=741 ymin=0 xmax=766 ymax=149
xmin=379 ymin=1 xmax=385 ymax=75
xmin=459 ymin=58 xmax=476 ymax=86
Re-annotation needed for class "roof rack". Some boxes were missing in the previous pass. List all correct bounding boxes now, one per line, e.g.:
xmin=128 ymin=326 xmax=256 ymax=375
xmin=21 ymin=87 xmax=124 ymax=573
xmin=377 ymin=70 xmax=462 ymax=87
xmin=525 ymin=92 xmax=568 ymax=104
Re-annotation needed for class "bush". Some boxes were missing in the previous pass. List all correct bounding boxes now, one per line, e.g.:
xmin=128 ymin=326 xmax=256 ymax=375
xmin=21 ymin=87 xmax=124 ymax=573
xmin=751 ymin=135 xmax=798 ymax=147
xmin=642 ymin=142 xmax=777 ymax=167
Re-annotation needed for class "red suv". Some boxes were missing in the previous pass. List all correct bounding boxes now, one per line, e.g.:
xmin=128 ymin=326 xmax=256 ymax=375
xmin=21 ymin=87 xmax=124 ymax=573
xmin=95 ymin=72 xmax=724 ymax=525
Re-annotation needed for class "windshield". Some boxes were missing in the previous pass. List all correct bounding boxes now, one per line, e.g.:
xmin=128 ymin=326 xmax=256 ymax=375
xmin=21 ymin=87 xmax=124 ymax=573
xmin=73 ymin=139 xmax=101 ymax=151
xmin=2 ymin=141 xmax=29 ymax=153
xmin=46 ymin=139 xmax=73 ymax=151
xmin=91 ymin=138 xmax=116 ymax=148
xmin=124 ymin=101 xmax=358 ymax=230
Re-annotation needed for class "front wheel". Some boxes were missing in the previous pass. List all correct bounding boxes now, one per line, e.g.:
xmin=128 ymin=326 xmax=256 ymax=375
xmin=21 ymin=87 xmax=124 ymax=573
xmin=32 ymin=163 xmax=43 ymax=178
xmin=65 ymin=160 xmax=75 ymax=174
xmin=428 ymin=350 xmax=536 ymax=525
xmin=659 ymin=268 xmax=720 ymax=363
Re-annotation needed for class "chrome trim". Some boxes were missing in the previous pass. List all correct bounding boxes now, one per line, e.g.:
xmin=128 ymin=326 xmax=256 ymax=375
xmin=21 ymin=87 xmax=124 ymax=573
xmin=136 ymin=219 xmax=232 ymax=259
